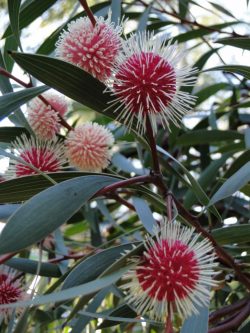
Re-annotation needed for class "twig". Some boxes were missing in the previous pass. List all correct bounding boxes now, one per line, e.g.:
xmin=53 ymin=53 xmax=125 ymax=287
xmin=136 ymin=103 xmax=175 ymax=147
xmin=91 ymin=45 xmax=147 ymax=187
xmin=78 ymin=0 xmax=96 ymax=26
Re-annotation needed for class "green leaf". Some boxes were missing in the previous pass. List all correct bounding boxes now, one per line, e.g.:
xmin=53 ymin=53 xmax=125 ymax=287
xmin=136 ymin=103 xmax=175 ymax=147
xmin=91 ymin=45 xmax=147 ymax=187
xmin=179 ymin=0 xmax=189 ymax=19
xmin=111 ymin=0 xmax=122 ymax=26
xmin=0 ymin=175 xmax=119 ymax=254
xmin=10 ymin=52 xmax=120 ymax=121
xmin=176 ymin=130 xmax=243 ymax=146
xmin=215 ymin=37 xmax=250 ymax=51
xmin=6 ymin=258 xmax=61 ymax=277
xmin=209 ymin=2 xmax=235 ymax=18
xmin=184 ymin=154 xmax=230 ymax=209
xmin=4 ymin=35 xmax=18 ymax=72
xmin=0 ymin=172 xmax=123 ymax=204
xmin=98 ymin=304 xmax=137 ymax=329
xmin=0 ymin=50 xmax=13 ymax=94
xmin=212 ymin=225 xmax=250 ymax=245
xmin=0 ymin=268 xmax=128 ymax=309
xmin=3 ymin=0 xmax=57 ymax=39
xmin=0 ymin=85 xmax=48 ymax=121
xmin=62 ymin=243 xmax=136 ymax=289
xmin=132 ymin=197 xmax=155 ymax=234
xmin=157 ymin=146 xmax=221 ymax=219
xmin=180 ymin=305 xmax=209 ymax=333
xmin=204 ymin=65 xmax=250 ymax=79
xmin=172 ymin=22 xmax=240 ymax=44
xmin=244 ymin=128 xmax=250 ymax=148
xmin=195 ymin=83 xmax=229 ymax=106
xmin=0 ymin=126 xmax=29 ymax=143
xmin=137 ymin=4 xmax=152 ymax=32
xmin=209 ymin=162 xmax=250 ymax=205
xmin=7 ymin=0 xmax=22 ymax=49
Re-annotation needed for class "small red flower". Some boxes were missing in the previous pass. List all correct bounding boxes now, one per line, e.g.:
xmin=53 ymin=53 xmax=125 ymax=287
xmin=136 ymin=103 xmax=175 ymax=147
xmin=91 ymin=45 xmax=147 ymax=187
xmin=109 ymin=33 xmax=197 ymax=134
xmin=123 ymin=221 xmax=217 ymax=321
xmin=0 ymin=268 xmax=28 ymax=321
xmin=27 ymin=92 xmax=68 ymax=140
xmin=65 ymin=122 xmax=114 ymax=172
xmin=7 ymin=135 xmax=66 ymax=178
xmin=56 ymin=13 xmax=123 ymax=82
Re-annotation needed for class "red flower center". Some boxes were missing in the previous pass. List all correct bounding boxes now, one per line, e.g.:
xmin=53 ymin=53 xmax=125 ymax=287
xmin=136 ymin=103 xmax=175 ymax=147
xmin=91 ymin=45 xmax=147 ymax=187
xmin=114 ymin=52 xmax=176 ymax=115
xmin=0 ymin=274 xmax=21 ymax=304
xmin=136 ymin=239 xmax=199 ymax=302
xmin=16 ymin=147 xmax=60 ymax=176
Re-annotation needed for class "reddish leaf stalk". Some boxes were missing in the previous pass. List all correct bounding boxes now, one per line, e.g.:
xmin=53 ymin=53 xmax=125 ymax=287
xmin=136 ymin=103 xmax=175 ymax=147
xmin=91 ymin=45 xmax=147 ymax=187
xmin=0 ymin=252 xmax=17 ymax=264
xmin=78 ymin=0 xmax=96 ymax=26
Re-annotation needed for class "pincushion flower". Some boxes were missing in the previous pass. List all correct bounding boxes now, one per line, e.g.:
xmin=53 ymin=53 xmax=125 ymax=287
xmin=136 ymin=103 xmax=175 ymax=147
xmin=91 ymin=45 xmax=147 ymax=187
xmin=123 ymin=221 xmax=217 ymax=321
xmin=65 ymin=122 xmax=114 ymax=172
xmin=0 ymin=268 xmax=28 ymax=321
xmin=109 ymin=33 xmax=197 ymax=134
xmin=27 ymin=92 xmax=68 ymax=140
xmin=55 ymin=13 xmax=123 ymax=82
xmin=7 ymin=134 xmax=66 ymax=178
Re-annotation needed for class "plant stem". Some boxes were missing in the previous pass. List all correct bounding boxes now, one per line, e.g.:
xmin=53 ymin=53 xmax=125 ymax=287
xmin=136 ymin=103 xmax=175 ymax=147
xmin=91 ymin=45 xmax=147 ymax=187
xmin=0 ymin=252 xmax=17 ymax=264
xmin=79 ymin=0 xmax=96 ymax=26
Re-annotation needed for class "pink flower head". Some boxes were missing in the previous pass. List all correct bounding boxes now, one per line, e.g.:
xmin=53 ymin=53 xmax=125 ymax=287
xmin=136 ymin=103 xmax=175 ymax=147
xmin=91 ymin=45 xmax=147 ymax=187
xmin=27 ymin=92 xmax=68 ymax=140
xmin=55 ymin=13 xmax=123 ymax=82
xmin=123 ymin=221 xmax=217 ymax=321
xmin=0 ymin=267 xmax=28 ymax=321
xmin=7 ymin=134 xmax=66 ymax=178
xmin=65 ymin=122 xmax=114 ymax=172
xmin=109 ymin=33 xmax=197 ymax=134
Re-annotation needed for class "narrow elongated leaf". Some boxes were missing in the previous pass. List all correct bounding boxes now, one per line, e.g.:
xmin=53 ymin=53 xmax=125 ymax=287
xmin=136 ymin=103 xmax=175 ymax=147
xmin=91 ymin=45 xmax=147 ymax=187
xmin=205 ymin=65 xmax=250 ymax=79
xmin=215 ymin=37 xmax=250 ymax=50
xmin=179 ymin=0 xmax=189 ymax=19
xmin=209 ymin=162 xmax=250 ymax=205
xmin=157 ymin=146 xmax=221 ymax=219
xmin=0 ymin=172 xmax=123 ymax=203
xmin=7 ymin=0 xmax=22 ymax=48
xmin=62 ymin=243 xmax=136 ymax=289
xmin=137 ymin=4 xmax=152 ymax=32
xmin=98 ymin=304 xmax=137 ymax=329
xmin=176 ymin=130 xmax=243 ymax=146
xmin=172 ymin=22 xmax=239 ymax=44
xmin=0 ymin=50 xmax=13 ymax=93
xmin=209 ymin=2 xmax=235 ymax=18
xmin=212 ymin=225 xmax=250 ymax=245
xmin=3 ymin=0 xmax=57 ymax=39
xmin=132 ymin=197 xmax=155 ymax=234
xmin=6 ymin=258 xmax=61 ymax=277
xmin=0 ymin=126 xmax=29 ymax=143
xmin=0 ymin=85 xmax=48 ymax=121
xmin=184 ymin=154 xmax=229 ymax=208
xmin=0 ymin=175 xmax=119 ymax=254
xmin=0 ymin=268 xmax=128 ymax=309
xmin=195 ymin=83 xmax=229 ymax=106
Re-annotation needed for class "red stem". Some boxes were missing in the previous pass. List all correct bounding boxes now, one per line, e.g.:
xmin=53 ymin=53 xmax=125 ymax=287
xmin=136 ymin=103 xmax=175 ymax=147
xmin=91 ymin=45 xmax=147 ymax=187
xmin=79 ymin=0 xmax=96 ymax=26
xmin=0 ymin=252 xmax=17 ymax=264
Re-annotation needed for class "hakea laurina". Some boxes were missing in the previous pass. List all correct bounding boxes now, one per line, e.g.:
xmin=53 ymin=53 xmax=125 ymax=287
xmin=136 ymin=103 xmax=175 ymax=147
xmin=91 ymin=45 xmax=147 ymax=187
xmin=55 ymin=12 xmax=123 ymax=82
xmin=0 ymin=267 xmax=28 ymax=322
xmin=6 ymin=134 xmax=66 ymax=178
xmin=27 ymin=92 xmax=68 ymax=140
xmin=65 ymin=122 xmax=114 ymax=172
xmin=109 ymin=32 xmax=197 ymax=135
xmin=122 ymin=221 xmax=217 ymax=322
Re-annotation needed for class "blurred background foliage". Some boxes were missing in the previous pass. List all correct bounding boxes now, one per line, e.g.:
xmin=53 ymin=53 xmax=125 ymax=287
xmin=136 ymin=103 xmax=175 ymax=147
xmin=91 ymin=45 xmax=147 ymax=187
xmin=0 ymin=1 xmax=249 ymax=333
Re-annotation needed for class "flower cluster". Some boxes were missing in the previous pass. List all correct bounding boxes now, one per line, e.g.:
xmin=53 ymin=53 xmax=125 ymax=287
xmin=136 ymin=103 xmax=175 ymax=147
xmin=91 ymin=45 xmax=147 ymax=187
xmin=123 ymin=221 xmax=217 ymax=321
xmin=0 ymin=267 xmax=28 ymax=321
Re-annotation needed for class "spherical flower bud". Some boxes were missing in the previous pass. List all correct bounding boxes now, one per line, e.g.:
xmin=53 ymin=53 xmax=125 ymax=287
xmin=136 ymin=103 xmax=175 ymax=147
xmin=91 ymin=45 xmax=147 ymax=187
xmin=6 ymin=134 xmax=66 ymax=178
xmin=55 ymin=13 xmax=123 ymax=82
xmin=109 ymin=32 xmax=197 ymax=134
xmin=123 ymin=221 xmax=217 ymax=322
xmin=65 ymin=122 xmax=114 ymax=172
xmin=27 ymin=92 xmax=68 ymax=140
xmin=0 ymin=268 xmax=28 ymax=321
